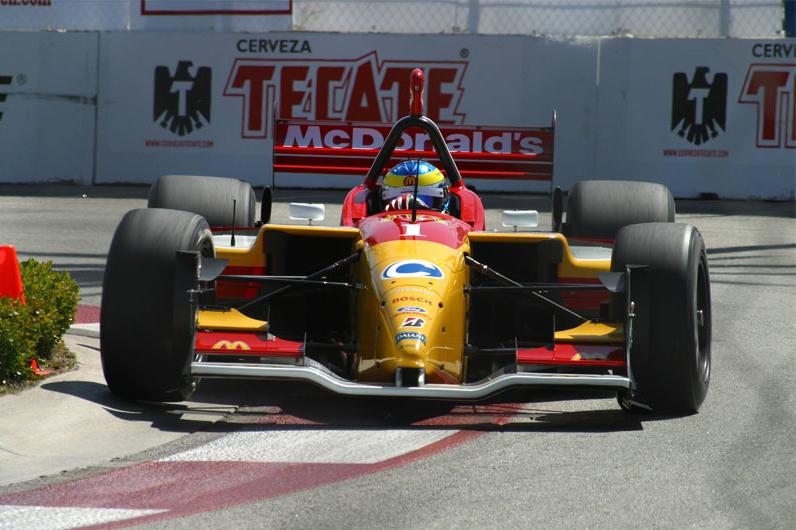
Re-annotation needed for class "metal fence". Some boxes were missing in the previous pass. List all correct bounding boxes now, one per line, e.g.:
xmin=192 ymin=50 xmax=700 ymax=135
xmin=0 ymin=0 xmax=790 ymax=37
xmin=293 ymin=0 xmax=789 ymax=38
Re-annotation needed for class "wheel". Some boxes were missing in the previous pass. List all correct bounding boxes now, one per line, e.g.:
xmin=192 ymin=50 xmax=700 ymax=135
xmin=611 ymin=222 xmax=711 ymax=414
xmin=564 ymin=180 xmax=675 ymax=241
xmin=100 ymin=208 xmax=214 ymax=401
xmin=148 ymin=175 xmax=257 ymax=227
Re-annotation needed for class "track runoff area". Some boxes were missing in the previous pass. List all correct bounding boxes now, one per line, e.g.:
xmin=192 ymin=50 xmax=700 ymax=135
xmin=0 ymin=189 xmax=793 ymax=529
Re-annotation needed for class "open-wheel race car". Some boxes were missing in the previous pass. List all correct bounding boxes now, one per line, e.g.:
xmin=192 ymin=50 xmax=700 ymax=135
xmin=101 ymin=69 xmax=711 ymax=414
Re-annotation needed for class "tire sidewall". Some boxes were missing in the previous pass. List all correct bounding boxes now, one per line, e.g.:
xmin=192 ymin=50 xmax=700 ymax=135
xmin=101 ymin=208 xmax=213 ymax=401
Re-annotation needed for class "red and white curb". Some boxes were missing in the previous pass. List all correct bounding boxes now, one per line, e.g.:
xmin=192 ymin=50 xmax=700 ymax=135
xmin=0 ymin=506 xmax=166 ymax=530
xmin=68 ymin=305 xmax=100 ymax=338
xmin=0 ymin=399 xmax=518 ymax=529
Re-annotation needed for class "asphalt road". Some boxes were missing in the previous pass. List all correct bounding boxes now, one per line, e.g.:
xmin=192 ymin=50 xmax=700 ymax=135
xmin=0 ymin=185 xmax=794 ymax=529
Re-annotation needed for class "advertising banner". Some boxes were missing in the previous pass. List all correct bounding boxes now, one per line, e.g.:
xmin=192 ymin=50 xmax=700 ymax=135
xmin=0 ymin=32 xmax=97 ymax=184
xmin=0 ymin=0 xmax=291 ymax=32
xmin=96 ymin=32 xmax=598 ymax=191
xmin=594 ymin=38 xmax=795 ymax=199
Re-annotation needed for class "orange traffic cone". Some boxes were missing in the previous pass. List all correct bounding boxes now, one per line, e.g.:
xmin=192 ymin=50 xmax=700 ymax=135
xmin=0 ymin=245 xmax=25 ymax=304
xmin=30 ymin=359 xmax=53 ymax=376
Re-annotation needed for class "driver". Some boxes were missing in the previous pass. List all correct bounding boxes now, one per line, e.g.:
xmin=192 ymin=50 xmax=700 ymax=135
xmin=382 ymin=160 xmax=448 ymax=212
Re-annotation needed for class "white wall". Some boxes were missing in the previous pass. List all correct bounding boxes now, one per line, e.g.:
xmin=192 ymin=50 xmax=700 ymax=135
xmin=1 ymin=30 xmax=793 ymax=199
xmin=593 ymin=38 xmax=796 ymax=199
xmin=0 ymin=32 xmax=97 ymax=184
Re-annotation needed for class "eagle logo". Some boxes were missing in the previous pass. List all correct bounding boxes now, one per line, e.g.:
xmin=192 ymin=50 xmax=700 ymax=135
xmin=0 ymin=75 xmax=11 ymax=122
xmin=671 ymin=67 xmax=727 ymax=146
xmin=154 ymin=61 xmax=211 ymax=137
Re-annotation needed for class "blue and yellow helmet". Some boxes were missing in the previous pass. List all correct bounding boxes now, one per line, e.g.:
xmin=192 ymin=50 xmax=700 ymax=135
xmin=382 ymin=160 xmax=447 ymax=209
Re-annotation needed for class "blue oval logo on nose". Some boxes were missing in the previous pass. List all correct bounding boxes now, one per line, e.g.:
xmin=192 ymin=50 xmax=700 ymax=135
xmin=382 ymin=260 xmax=444 ymax=279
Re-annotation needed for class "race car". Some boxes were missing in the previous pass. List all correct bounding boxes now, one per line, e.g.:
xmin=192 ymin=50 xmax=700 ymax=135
xmin=100 ymin=69 xmax=711 ymax=414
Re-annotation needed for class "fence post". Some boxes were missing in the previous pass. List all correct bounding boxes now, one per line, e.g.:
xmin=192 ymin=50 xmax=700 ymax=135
xmin=467 ymin=0 xmax=480 ymax=33
xmin=719 ymin=0 xmax=731 ymax=37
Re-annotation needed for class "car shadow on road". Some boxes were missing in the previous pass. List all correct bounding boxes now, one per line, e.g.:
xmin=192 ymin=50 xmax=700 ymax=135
xmin=41 ymin=377 xmax=690 ymax=434
xmin=39 ymin=380 xmax=236 ymax=433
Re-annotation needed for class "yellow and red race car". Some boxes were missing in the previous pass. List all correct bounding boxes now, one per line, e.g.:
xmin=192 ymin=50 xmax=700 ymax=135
xmin=101 ymin=69 xmax=711 ymax=414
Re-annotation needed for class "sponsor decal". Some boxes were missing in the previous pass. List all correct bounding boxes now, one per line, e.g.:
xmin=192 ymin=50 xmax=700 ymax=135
xmin=671 ymin=67 xmax=727 ymax=146
xmin=142 ymin=0 xmax=291 ymax=15
xmin=752 ymin=42 xmax=796 ymax=59
xmin=224 ymin=51 xmax=467 ymax=138
xmin=0 ymin=75 xmax=10 ymax=122
xmin=391 ymin=287 xmax=436 ymax=296
xmin=739 ymin=63 xmax=796 ymax=148
xmin=392 ymin=296 xmax=433 ymax=307
xmin=153 ymin=61 xmax=211 ymax=137
xmin=236 ymin=39 xmax=311 ymax=54
xmin=212 ymin=340 xmax=251 ymax=351
xmin=0 ymin=0 xmax=52 ymax=5
xmin=396 ymin=306 xmax=428 ymax=314
xmin=395 ymin=331 xmax=427 ymax=345
xmin=383 ymin=260 xmax=444 ymax=279
xmin=400 ymin=316 xmax=425 ymax=328
xmin=401 ymin=223 xmax=425 ymax=238
xmin=277 ymin=122 xmax=546 ymax=155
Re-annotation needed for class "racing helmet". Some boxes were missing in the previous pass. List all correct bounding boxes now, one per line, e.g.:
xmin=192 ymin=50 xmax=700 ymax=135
xmin=382 ymin=160 xmax=447 ymax=211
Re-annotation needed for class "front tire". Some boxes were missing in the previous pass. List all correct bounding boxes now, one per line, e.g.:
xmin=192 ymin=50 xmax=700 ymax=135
xmin=611 ymin=222 xmax=711 ymax=414
xmin=100 ymin=208 xmax=213 ymax=401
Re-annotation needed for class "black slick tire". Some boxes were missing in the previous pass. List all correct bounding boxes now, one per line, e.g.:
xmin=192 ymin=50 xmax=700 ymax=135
xmin=148 ymin=174 xmax=257 ymax=227
xmin=100 ymin=208 xmax=213 ymax=401
xmin=612 ymin=222 xmax=711 ymax=414
xmin=564 ymin=180 xmax=675 ymax=241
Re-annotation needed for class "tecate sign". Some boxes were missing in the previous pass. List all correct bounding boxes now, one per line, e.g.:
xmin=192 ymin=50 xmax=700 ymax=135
xmin=223 ymin=51 xmax=467 ymax=138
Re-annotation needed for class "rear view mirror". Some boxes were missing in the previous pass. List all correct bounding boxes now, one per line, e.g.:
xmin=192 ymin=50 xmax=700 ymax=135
xmin=501 ymin=210 xmax=539 ymax=231
xmin=289 ymin=203 xmax=325 ymax=225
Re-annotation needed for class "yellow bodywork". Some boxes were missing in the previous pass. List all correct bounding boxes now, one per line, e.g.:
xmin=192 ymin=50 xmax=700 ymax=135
xmin=210 ymin=223 xmax=618 ymax=384
xmin=354 ymin=239 xmax=468 ymax=384
xmin=197 ymin=308 xmax=268 ymax=331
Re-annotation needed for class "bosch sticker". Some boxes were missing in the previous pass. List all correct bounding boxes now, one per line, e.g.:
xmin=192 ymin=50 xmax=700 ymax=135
xmin=395 ymin=331 xmax=427 ymax=345
xmin=400 ymin=317 xmax=425 ymax=328
xmin=392 ymin=296 xmax=433 ymax=306
xmin=396 ymin=306 xmax=428 ymax=314
xmin=382 ymin=260 xmax=444 ymax=280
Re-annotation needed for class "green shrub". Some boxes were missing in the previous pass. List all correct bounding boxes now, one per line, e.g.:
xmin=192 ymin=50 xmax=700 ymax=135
xmin=19 ymin=259 xmax=80 ymax=360
xmin=0 ymin=299 xmax=36 ymax=382
xmin=0 ymin=260 xmax=79 ymax=383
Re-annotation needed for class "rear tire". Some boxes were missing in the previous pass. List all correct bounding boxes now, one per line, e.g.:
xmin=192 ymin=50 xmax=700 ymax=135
xmin=611 ymin=222 xmax=711 ymax=413
xmin=100 ymin=208 xmax=213 ymax=401
xmin=148 ymin=174 xmax=257 ymax=227
xmin=564 ymin=180 xmax=675 ymax=241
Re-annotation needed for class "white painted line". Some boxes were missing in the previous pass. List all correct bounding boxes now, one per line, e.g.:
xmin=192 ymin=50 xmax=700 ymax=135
xmin=160 ymin=429 xmax=454 ymax=464
xmin=67 ymin=323 xmax=100 ymax=338
xmin=0 ymin=505 xmax=166 ymax=530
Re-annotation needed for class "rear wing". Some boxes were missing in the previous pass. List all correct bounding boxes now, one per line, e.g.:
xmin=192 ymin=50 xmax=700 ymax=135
xmin=273 ymin=119 xmax=555 ymax=186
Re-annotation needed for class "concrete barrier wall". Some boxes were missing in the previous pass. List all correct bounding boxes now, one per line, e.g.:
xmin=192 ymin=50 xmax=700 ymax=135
xmin=594 ymin=38 xmax=796 ymax=200
xmin=0 ymin=32 xmax=97 ymax=184
xmin=1 ymin=30 xmax=793 ymax=198
xmin=95 ymin=32 xmax=596 ymax=193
